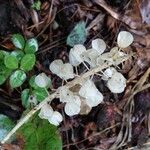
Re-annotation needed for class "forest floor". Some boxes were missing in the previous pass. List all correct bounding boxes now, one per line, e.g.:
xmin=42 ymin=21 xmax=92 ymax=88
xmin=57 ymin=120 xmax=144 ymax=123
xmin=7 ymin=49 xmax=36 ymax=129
xmin=0 ymin=0 xmax=150 ymax=149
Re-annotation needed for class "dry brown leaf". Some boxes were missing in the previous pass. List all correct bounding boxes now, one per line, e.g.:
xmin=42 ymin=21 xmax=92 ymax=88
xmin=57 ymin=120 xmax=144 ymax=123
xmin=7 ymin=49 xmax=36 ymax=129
xmin=136 ymin=48 xmax=150 ymax=69
xmin=140 ymin=0 xmax=150 ymax=24
xmin=1 ymin=144 xmax=22 ymax=150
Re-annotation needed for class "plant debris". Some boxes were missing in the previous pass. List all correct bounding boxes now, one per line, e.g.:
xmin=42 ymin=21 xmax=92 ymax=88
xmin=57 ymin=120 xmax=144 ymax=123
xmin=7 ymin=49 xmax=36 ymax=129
xmin=0 ymin=0 xmax=150 ymax=149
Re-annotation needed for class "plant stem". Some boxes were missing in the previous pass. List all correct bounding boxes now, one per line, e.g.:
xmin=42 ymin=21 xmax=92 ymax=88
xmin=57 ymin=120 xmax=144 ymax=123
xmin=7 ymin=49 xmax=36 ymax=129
xmin=1 ymin=55 xmax=131 ymax=144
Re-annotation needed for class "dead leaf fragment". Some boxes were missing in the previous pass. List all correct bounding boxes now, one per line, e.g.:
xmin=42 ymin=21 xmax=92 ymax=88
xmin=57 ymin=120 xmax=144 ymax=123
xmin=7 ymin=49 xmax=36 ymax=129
xmin=140 ymin=0 xmax=150 ymax=24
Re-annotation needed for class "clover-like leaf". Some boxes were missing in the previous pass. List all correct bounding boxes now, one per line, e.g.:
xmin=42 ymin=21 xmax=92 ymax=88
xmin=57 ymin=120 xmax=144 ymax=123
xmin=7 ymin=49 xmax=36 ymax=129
xmin=0 ymin=75 xmax=6 ymax=85
xmin=21 ymin=89 xmax=30 ymax=108
xmin=0 ymin=64 xmax=12 ymax=78
xmin=0 ymin=51 xmax=8 ymax=60
xmin=4 ymin=54 xmax=19 ymax=69
xmin=12 ymin=34 xmax=25 ymax=49
xmin=31 ymin=0 xmax=41 ymax=11
xmin=11 ymin=50 xmax=24 ymax=61
xmin=24 ymin=38 xmax=38 ymax=54
xmin=10 ymin=70 xmax=26 ymax=88
xmin=0 ymin=114 xmax=15 ymax=141
xmin=0 ymin=51 xmax=3 ymax=60
xmin=29 ymin=75 xmax=39 ymax=89
xmin=67 ymin=21 xmax=87 ymax=47
xmin=0 ymin=50 xmax=9 ymax=58
xmin=20 ymin=54 xmax=36 ymax=71
xmin=33 ymin=88 xmax=48 ymax=102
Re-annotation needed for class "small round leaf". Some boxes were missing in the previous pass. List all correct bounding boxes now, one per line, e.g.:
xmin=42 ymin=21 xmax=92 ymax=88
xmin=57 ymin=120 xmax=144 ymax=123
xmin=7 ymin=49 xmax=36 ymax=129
xmin=33 ymin=88 xmax=48 ymax=102
xmin=0 ymin=64 xmax=12 ymax=78
xmin=29 ymin=75 xmax=39 ymax=89
xmin=20 ymin=54 xmax=36 ymax=71
xmin=0 ymin=114 xmax=15 ymax=141
xmin=10 ymin=70 xmax=26 ymax=88
xmin=0 ymin=75 xmax=6 ymax=85
xmin=21 ymin=89 xmax=30 ymax=108
xmin=11 ymin=50 xmax=24 ymax=61
xmin=24 ymin=38 xmax=38 ymax=54
xmin=12 ymin=34 xmax=25 ymax=49
xmin=4 ymin=55 xmax=19 ymax=69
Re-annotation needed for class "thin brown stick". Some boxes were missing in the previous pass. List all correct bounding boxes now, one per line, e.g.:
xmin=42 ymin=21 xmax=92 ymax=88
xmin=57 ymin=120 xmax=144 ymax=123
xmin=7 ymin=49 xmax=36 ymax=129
xmin=63 ymin=123 xmax=120 ymax=148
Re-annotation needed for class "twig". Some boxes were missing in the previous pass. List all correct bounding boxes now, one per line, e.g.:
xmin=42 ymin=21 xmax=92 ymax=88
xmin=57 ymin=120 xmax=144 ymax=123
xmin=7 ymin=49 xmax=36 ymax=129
xmin=125 ymin=140 xmax=150 ymax=150
xmin=110 ymin=68 xmax=150 ymax=149
xmin=94 ymin=0 xmax=139 ymax=29
xmin=36 ymin=0 xmax=56 ymax=38
xmin=86 ymin=13 xmax=105 ymax=31
xmin=1 ymin=93 xmax=57 ymax=144
xmin=63 ymin=123 xmax=120 ymax=148
xmin=1 ymin=55 xmax=131 ymax=144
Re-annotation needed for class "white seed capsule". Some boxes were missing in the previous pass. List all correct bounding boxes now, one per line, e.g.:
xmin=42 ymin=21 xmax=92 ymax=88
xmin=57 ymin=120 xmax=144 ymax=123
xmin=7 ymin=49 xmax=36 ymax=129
xmin=79 ymin=79 xmax=103 ymax=107
xmin=35 ymin=73 xmax=50 ymax=88
xmin=49 ymin=59 xmax=74 ymax=80
xmin=107 ymin=72 xmax=126 ymax=93
xmin=69 ymin=44 xmax=86 ymax=66
xmin=64 ymin=95 xmax=81 ymax=116
xmin=48 ymin=111 xmax=63 ymax=126
xmin=117 ymin=31 xmax=133 ymax=48
xmin=92 ymin=38 xmax=106 ymax=54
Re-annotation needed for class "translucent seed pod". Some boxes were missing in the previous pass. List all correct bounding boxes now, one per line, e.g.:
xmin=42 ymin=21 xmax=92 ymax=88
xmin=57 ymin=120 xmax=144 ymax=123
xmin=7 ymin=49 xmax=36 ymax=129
xmin=117 ymin=31 xmax=133 ymax=48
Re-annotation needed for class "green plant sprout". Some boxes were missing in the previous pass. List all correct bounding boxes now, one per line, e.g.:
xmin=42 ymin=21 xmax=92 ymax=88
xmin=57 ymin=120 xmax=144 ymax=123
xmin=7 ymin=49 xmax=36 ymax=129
xmin=0 ymin=34 xmax=38 ymax=89
xmin=31 ymin=0 xmax=41 ymax=11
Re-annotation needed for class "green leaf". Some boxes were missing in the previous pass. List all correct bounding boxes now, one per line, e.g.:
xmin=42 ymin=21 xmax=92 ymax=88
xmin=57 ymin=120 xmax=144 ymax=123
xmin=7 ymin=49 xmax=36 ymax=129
xmin=21 ymin=89 xmax=30 ymax=108
xmin=0 ymin=50 xmax=10 ymax=60
xmin=12 ymin=34 xmax=25 ymax=49
xmin=11 ymin=50 xmax=24 ymax=61
xmin=0 ymin=64 xmax=12 ymax=78
xmin=31 ymin=0 xmax=41 ymax=11
xmin=4 ymin=54 xmax=19 ymax=69
xmin=29 ymin=75 xmax=39 ymax=89
xmin=20 ymin=54 xmax=36 ymax=71
xmin=24 ymin=38 xmax=38 ymax=54
xmin=0 ymin=114 xmax=15 ymax=141
xmin=33 ymin=88 xmax=48 ymax=102
xmin=3 ymin=68 xmax=12 ymax=78
xmin=67 ymin=21 xmax=87 ymax=47
xmin=0 ymin=75 xmax=6 ymax=85
xmin=10 ymin=70 xmax=26 ymax=88
xmin=17 ymin=112 xmax=62 ymax=150
xmin=0 ymin=51 xmax=4 ymax=60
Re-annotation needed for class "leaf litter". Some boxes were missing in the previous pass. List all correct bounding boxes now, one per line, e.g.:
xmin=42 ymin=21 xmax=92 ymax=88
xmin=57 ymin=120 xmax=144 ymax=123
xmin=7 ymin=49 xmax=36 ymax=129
xmin=0 ymin=0 xmax=150 ymax=150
